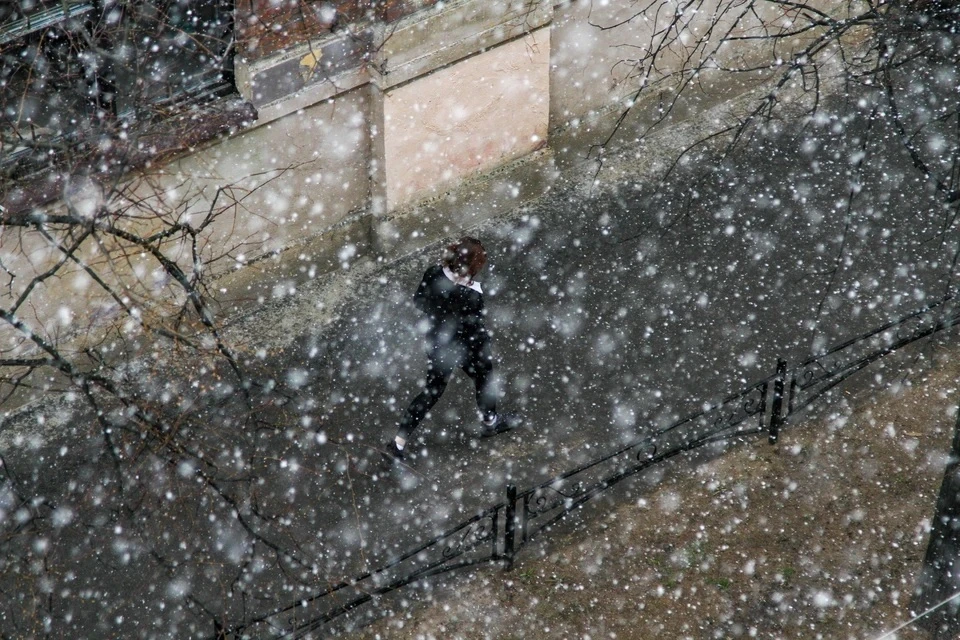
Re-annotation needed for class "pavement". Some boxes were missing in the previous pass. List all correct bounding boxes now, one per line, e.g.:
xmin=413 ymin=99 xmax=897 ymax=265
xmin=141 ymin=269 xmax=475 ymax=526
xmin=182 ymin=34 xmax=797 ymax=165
xmin=1 ymin=88 xmax=958 ymax=638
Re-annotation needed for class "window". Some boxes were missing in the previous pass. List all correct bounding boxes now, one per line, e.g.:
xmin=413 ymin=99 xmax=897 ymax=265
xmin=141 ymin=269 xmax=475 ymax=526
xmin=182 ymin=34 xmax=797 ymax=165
xmin=111 ymin=0 xmax=235 ymax=113
xmin=1 ymin=0 xmax=235 ymax=179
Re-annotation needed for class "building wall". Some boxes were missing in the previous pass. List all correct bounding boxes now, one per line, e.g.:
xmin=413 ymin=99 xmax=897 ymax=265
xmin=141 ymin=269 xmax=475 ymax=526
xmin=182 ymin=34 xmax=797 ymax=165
xmin=0 ymin=0 xmax=845 ymax=357
xmin=378 ymin=29 xmax=550 ymax=210
xmin=143 ymin=86 xmax=372 ymax=258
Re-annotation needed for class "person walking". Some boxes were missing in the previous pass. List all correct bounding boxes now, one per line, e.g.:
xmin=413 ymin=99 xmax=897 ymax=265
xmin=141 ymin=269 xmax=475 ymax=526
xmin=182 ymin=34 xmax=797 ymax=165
xmin=385 ymin=237 xmax=522 ymax=461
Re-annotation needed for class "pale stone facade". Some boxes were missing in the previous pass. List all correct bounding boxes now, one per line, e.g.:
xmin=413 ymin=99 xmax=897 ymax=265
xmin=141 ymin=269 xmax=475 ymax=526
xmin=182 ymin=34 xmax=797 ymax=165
xmin=0 ymin=0 xmax=839 ymax=350
xmin=375 ymin=29 xmax=550 ymax=211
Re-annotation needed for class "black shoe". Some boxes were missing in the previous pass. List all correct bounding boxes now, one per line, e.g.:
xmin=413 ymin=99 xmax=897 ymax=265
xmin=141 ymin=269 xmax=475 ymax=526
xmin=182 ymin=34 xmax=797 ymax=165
xmin=481 ymin=412 xmax=524 ymax=437
xmin=381 ymin=441 xmax=406 ymax=462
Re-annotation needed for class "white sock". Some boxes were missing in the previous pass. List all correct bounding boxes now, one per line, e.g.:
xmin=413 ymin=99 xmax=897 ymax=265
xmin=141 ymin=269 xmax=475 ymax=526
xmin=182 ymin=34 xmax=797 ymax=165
xmin=394 ymin=436 xmax=406 ymax=450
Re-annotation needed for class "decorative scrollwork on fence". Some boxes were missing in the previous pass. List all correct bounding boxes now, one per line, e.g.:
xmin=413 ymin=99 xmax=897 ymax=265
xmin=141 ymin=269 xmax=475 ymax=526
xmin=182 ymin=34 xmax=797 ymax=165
xmin=894 ymin=312 xmax=934 ymax=343
xmin=742 ymin=391 xmax=764 ymax=416
xmin=634 ymin=441 xmax=657 ymax=463
xmin=797 ymin=356 xmax=844 ymax=391
xmin=695 ymin=384 xmax=767 ymax=436
xmin=441 ymin=516 xmax=495 ymax=559
xmin=711 ymin=409 xmax=735 ymax=430
xmin=525 ymin=482 xmax=587 ymax=520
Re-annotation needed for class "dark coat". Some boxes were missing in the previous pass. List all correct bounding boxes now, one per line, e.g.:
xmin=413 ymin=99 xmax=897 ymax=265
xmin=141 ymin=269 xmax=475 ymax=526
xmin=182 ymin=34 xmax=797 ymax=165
xmin=413 ymin=264 xmax=489 ymax=349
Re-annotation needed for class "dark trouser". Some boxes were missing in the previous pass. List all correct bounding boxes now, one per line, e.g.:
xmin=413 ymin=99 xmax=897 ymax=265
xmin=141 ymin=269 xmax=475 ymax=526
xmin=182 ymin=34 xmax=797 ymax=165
xmin=397 ymin=337 xmax=496 ymax=441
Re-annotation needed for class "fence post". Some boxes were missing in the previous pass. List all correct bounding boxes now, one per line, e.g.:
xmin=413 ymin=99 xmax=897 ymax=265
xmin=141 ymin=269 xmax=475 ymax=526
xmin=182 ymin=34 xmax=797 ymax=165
xmin=769 ymin=358 xmax=787 ymax=444
xmin=504 ymin=484 xmax=517 ymax=569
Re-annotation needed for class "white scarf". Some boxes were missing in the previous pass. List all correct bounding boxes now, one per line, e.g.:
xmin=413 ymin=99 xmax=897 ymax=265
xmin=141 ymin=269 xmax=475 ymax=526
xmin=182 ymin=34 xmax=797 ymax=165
xmin=443 ymin=266 xmax=483 ymax=293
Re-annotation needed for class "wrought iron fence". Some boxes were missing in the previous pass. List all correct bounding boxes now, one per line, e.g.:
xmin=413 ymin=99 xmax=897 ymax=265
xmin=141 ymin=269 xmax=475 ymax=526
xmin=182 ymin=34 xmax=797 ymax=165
xmin=785 ymin=301 xmax=957 ymax=422
xmin=219 ymin=295 xmax=960 ymax=639
xmin=512 ymin=373 xmax=774 ymax=552
xmin=220 ymin=502 xmax=511 ymax=638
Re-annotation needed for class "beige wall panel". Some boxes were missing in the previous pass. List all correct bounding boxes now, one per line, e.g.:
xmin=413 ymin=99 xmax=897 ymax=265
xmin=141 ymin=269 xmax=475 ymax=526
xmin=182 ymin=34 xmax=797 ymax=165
xmin=131 ymin=87 xmax=372 ymax=270
xmin=381 ymin=28 xmax=550 ymax=210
